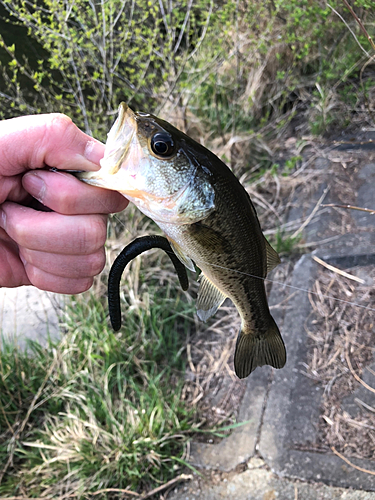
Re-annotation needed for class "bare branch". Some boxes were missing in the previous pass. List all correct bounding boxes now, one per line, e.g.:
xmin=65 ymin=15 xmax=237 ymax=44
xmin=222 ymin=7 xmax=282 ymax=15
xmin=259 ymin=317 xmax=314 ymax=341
xmin=327 ymin=3 xmax=371 ymax=58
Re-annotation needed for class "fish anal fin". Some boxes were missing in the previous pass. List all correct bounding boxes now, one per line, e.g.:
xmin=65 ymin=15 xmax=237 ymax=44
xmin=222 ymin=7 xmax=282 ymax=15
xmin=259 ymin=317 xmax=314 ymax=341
xmin=234 ymin=318 xmax=286 ymax=379
xmin=167 ymin=237 xmax=196 ymax=272
xmin=264 ymin=238 xmax=281 ymax=274
xmin=196 ymin=274 xmax=227 ymax=322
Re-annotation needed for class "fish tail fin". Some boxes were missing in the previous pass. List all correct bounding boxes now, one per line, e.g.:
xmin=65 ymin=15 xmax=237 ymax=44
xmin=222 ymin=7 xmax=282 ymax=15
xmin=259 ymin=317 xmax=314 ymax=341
xmin=234 ymin=318 xmax=286 ymax=379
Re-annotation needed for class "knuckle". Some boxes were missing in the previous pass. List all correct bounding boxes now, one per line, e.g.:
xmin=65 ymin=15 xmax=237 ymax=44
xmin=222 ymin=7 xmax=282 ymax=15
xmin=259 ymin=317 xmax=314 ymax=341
xmin=86 ymin=248 xmax=106 ymax=276
xmin=79 ymin=215 xmax=107 ymax=254
xmin=49 ymin=115 xmax=79 ymax=156
xmin=54 ymin=185 xmax=76 ymax=214
xmin=8 ymin=211 xmax=29 ymax=245
xmin=48 ymin=114 xmax=75 ymax=142
xmin=34 ymin=114 xmax=75 ymax=165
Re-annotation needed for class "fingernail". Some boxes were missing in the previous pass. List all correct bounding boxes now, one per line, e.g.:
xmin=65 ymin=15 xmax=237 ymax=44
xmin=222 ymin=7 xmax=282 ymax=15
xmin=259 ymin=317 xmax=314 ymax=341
xmin=83 ymin=140 xmax=105 ymax=169
xmin=23 ymin=172 xmax=46 ymax=203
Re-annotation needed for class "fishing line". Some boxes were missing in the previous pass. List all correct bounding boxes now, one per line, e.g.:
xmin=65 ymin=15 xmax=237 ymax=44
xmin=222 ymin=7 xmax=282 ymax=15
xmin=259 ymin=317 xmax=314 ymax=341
xmin=194 ymin=260 xmax=375 ymax=313
xmin=52 ymin=169 xmax=375 ymax=314
xmin=107 ymin=204 xmax=375 ymax=313
xmin=111 ymin=217 xmax=375 ymax=313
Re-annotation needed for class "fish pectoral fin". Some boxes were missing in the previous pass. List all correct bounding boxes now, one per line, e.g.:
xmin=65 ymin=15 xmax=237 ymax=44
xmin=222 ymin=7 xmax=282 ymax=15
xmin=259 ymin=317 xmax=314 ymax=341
xmin=189 ymin=222 xmax=228 ymax=253
xmin=264 ymin=237 xmax=281 ymax=274
xmin=234 ymin=317 xmax=286 ymax=379
xmin=167 ymin=237 xmax=196 ymax=272
xmin=196 ymin=274 xmax=227 ymax=322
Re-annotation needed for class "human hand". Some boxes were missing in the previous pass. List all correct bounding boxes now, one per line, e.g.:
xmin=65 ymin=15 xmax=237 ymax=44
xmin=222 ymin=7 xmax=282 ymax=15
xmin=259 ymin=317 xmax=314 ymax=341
xmin=0 ymin=113 xmax=128 ymax=293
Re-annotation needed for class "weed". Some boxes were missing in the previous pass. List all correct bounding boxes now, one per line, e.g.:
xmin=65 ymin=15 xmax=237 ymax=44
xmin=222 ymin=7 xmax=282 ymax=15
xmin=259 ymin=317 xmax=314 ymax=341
xmin=284 ymin=155 xmax=302 ymax=173
xmin=270 ymin=229 xmax=302 ymax=256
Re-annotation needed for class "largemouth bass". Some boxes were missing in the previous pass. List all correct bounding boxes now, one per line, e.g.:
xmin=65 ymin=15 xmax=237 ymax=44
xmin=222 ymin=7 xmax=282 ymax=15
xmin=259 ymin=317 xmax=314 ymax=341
xmin=79 ymin=103 xmax=286 ymax=378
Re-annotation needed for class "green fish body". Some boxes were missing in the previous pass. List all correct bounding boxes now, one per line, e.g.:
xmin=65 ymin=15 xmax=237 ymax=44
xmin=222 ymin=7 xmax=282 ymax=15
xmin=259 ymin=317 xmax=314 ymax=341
xmin=79 ymin=103 xmax=286 ymax=378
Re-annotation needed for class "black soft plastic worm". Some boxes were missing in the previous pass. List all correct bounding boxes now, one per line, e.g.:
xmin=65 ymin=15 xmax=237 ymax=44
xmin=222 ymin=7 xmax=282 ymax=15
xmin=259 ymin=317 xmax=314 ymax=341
xmin=108 ymin=235 xmax=189 ymax=331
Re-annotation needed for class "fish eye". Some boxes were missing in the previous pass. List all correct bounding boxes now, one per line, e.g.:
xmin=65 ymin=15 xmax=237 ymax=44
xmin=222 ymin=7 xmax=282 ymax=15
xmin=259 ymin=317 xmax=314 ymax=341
xmin=150 ymin=132 xmax=175 ymax=157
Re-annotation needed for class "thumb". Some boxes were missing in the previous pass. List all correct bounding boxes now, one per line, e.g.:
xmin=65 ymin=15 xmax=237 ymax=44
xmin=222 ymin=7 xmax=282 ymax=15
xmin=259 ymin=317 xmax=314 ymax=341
xmin=0 ymin=114 xmax=105 ymax=176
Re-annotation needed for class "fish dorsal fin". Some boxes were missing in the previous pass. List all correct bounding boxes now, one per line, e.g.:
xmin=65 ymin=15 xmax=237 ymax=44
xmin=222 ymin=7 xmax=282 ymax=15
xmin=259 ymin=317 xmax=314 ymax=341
xmin=167 ymin=237 xmax=196 ymax=272
xmin=264 ymin=238 xmax=280 ymax=274
xmin=196 ymin=274 xmax=227 ymax=322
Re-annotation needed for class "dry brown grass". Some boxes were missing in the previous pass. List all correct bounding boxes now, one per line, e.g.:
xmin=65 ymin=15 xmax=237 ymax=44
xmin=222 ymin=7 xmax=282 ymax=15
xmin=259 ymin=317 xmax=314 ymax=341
xmin=305 ymin=265 xmax=375 ymax=459
xmin=181 ymin=303 xmax=245 ymax=427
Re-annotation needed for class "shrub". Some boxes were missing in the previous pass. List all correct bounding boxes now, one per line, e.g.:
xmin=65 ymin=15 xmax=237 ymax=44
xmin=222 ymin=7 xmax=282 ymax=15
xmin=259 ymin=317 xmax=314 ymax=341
xmin=0 ymin=0 xmax=374 ymax=141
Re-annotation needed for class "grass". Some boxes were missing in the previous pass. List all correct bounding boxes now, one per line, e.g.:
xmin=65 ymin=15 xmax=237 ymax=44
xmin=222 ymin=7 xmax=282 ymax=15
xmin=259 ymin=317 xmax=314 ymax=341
xmin=271 ymin=229 xmax=302 ymax=256
xmin=0 ymin=277 xmax=198 ymax=497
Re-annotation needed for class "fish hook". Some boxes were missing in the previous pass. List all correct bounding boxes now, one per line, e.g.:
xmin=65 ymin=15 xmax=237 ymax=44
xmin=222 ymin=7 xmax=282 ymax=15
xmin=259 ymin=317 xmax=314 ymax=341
xmin=108 ymin=235 xmax=189 ymax=331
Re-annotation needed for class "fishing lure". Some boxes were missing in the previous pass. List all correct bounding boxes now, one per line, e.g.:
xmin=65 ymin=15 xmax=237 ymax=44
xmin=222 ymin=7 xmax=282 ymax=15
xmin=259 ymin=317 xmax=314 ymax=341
xmin=108 ymin=235 xmax=188 ymax=331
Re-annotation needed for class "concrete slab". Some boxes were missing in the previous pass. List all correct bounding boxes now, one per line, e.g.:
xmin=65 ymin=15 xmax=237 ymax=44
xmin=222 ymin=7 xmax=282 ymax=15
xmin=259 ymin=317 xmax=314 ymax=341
xmin=168 ymin=459 xmax=375 ymax=500
xmin=259 ymin=250 xmax=375 ymax=490
xmin=0 ymin=286 xmax=65 ymax=349
xmin=171 ymin=249 xmax=375 ymax=499
xmin=188 ymin=269 xmax=286 ymax=472
xmin=189 ymin=366 xmax=270 ymax=471
xmin=287 ymin=160 xmax=375 ymax=255
xmin=354 ymin=163 xmax=375 ymax=228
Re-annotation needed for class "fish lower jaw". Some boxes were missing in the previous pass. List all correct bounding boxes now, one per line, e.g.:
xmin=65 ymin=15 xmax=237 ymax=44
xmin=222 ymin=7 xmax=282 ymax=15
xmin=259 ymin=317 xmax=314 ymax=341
xmin=80 ymin=176 xmax=121 ymax=192
xmin=78 ymin=171 xmax=136 ymax=194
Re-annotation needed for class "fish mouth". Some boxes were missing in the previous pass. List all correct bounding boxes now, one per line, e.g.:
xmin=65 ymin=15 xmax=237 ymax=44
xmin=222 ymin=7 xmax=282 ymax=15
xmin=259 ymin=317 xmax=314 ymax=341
xmin=77 ymin=102 xmax=137 ymax=190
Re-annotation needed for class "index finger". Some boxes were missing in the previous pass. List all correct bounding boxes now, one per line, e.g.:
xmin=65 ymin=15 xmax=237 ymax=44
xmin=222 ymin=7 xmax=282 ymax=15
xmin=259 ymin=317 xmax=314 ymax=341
xmin=0 ymin=113 xmax=105 ymax=176
xmin=22 ymin=169 xmax=128 ymax=215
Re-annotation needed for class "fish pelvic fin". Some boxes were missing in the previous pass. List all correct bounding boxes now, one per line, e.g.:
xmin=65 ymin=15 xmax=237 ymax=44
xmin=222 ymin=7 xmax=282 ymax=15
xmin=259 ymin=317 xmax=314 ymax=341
xmin=234 ymin=317 xmax=286 ymax=379
xmin=196 ymin=274 xmax=227 ymax=322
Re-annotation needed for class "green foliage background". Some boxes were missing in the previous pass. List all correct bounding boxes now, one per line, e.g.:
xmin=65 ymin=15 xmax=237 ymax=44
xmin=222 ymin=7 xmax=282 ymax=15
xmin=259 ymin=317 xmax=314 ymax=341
xmin=0 ymin=0 xmax=374 ymax=141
